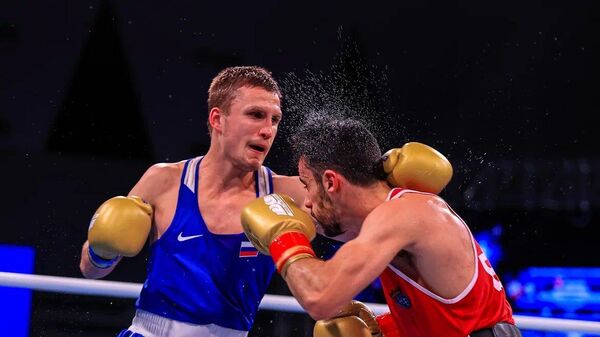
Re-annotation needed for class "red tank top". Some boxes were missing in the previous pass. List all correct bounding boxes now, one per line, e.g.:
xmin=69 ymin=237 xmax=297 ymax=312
xmin=379 ymin=188 xmax=514 ymax=337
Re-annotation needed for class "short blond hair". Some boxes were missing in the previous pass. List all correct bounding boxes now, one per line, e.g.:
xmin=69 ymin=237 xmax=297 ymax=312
xmin=207 ymin=66 xmax=281 ymax=134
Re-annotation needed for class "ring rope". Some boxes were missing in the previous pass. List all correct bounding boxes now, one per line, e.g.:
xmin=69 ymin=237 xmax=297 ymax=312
xmin=1 ymin=271 xmax=599 ymax=333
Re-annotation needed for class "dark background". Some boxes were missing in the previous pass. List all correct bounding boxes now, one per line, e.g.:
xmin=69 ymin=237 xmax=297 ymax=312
xmin=1 ymin=0 xmax=598 ymax=336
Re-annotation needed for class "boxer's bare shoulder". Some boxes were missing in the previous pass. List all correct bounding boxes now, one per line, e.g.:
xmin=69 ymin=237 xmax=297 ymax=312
xmin=130 ymin=161 xmax=184 ymax=202
xmin=272 ymin=174 xmax=306 ymax=209
xmin=129 ymin=161 xmax=185 ymax=239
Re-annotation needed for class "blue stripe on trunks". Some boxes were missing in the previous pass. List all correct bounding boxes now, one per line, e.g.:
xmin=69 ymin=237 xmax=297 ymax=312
xmin=117 ymin=329 xmax=144 ymax=337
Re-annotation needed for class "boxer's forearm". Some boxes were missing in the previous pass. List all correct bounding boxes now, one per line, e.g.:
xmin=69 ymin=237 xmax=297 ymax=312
xmin=285 ymin=238 xmax=391 ymax=320
xmin=285 ymin=244 xmax=369 ymax=320
xmin=285 ymin=257 xmax=349 ymax=320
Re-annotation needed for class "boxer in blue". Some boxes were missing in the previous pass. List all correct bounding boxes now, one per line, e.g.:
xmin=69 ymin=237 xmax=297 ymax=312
xmin=80 ymin=66 xmax=300 ymax=336
xmin=79 ymin=66 xmax=451 ymax=337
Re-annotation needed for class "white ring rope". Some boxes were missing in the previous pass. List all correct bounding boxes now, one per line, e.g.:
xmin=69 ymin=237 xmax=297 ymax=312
xmin=1 ymin=271 xmax=599 ymax=333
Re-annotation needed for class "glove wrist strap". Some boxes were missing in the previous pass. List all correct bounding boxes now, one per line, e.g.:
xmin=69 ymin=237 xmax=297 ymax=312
xmin=88 ymin=246 xmax=119 ymax=269
xmin=269 ymin=231 xmax=316 ymax=274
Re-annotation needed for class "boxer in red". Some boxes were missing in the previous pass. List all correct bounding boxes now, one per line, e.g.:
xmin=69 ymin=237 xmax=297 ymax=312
xmin=241 ymin=116 xmax=520 ymax=337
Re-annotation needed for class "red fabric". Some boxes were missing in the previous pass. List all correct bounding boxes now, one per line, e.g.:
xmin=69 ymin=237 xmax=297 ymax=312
xmin=388 ymin=188 xmax=405 ymax=199
xmin=379 ymin=188 xmax=514 ymax=337
xmin=269 ymin=231 xmax=315 ymax=273
xmin=376 ymin=312 xmax=403 ymax=337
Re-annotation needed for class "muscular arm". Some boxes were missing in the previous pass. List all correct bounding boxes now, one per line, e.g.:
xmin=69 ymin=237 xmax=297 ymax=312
xmin=79 ymin=163 xmax=176 ymax=279
xmin=284 ymin=195 xmax=431 ymax=320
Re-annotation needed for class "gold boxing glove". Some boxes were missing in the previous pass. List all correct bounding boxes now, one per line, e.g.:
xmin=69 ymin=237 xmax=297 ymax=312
xmin=241 ymin=194 xmax=317 ymax=276
xmin=313 ymin=316 xmax=372 ymax=337
xmin=314 ymin=301 xmax=382 ymax=337
xmin=88 ymin=196 xmax=153 ymax=264
xmin=382 ymin=142 xmax=453 ymax=194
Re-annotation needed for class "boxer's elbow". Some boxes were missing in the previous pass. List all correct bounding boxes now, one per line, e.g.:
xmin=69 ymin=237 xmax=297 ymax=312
xmin=302 ymin=293 xmax=340 ymax=320
xmin=307 ymin=308 xmax=339 ymax=321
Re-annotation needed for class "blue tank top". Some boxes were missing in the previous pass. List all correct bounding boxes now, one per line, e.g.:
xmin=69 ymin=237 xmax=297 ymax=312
xmin=136 ymin=156 xmax=276 ymax=331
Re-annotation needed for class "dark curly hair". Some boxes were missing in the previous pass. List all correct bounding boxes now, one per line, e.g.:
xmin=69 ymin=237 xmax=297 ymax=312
xmin=291 ymin=116 xmax=383 ymax=186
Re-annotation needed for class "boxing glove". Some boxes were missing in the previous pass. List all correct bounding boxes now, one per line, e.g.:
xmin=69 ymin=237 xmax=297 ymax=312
xmin=88 ymin=196 xmax=152 ymax=268
xmin=313 ymin=316 xmax=373 ymax=337
xmin=314 ymin=301 xmax=382 ymax=337
xmin=241 ymin=194 xmax=316 ymax=276
xmin=382 ymin=142 xmax=452 ymax=194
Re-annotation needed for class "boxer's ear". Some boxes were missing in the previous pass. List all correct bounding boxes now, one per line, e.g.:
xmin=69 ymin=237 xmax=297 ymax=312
xmin=322 ymin=170 xmax=340 ymax=193
xmin=209 ymin=107 xmax=225 ymax=133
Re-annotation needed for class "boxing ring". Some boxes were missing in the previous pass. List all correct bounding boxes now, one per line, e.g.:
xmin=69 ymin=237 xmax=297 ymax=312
xmin=1 ymin=271 xmax=599 ymax=334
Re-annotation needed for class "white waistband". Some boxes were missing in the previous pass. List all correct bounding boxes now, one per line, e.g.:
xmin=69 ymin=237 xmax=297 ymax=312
xmin=128 ymin=309 xmax=249 ymax=337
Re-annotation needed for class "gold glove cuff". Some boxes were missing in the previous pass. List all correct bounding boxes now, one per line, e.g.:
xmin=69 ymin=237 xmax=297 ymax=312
xmin=280 ymin=254 xmax=317 ymax=279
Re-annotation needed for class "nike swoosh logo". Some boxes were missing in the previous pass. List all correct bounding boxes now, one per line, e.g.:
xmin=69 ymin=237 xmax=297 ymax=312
xmin=177 ymin=233 xmax=204 ymax=242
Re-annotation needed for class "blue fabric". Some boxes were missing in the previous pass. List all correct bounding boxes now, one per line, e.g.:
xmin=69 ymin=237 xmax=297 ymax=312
xmin=117 ymin=329 xmax=144 ymax=337
xmin=136 ymin=157 xmax=275 ymax=331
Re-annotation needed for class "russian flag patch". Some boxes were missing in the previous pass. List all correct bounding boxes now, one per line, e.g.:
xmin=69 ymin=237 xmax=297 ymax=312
xmin=239 ymin=241 xmax=259 ymax=258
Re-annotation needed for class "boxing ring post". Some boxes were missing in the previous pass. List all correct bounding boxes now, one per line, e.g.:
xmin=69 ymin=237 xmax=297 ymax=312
xmin=1 ymin=271 xmax=599 ymax=334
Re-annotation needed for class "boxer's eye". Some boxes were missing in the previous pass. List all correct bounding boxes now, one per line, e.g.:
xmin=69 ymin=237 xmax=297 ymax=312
xmin=248 ymin=111 xmax=264 ymax=119
xmin=299 ymin=178 xmax=308 ymax=189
